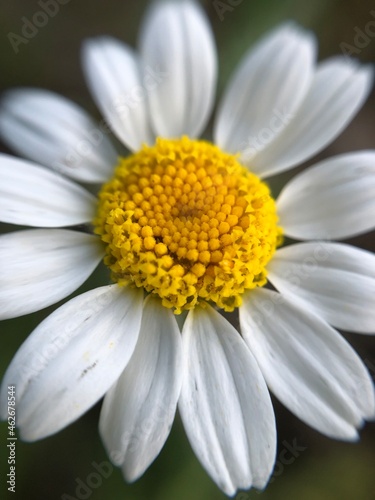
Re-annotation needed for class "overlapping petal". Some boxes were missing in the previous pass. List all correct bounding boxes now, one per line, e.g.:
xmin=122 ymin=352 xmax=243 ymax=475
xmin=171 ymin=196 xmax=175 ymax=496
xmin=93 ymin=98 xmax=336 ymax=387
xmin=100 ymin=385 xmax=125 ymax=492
xmin=268 ymin=242 xmax=375 ymax=333
xmin=82 ymin=36 xmax=154 ymax=151
xmin=0 ymin=229 xmax=103 ymax=320
xmin=100 ymin=295 xmax=183 ymax=481
xmin=0 ymin=154 xmax=96 ymax=227
xmin=277 ymin=151 xmax=375 ymax=239
xmin=0 ymin=89 xmax=118 ymax=182
xmin=215 ymin=23 xmax=316 ymax=159
xmin=240 ymin=288 xmax=375 ymax=440
xmin=179 ymin=304 xmax=276 ymax=496
xmin=140 ymin=0 xmax=217 ymax=138
xmin=0 ymin=285 xmax=143 ymax=440
xmin=252 ymin=58 xmax=373 ymax=177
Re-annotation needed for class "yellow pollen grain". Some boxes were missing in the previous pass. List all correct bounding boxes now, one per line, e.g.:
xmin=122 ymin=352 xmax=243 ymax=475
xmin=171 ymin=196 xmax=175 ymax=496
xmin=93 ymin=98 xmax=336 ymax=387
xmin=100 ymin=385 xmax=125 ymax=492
xmin=94 ymin=136 xmax=282 ymax=313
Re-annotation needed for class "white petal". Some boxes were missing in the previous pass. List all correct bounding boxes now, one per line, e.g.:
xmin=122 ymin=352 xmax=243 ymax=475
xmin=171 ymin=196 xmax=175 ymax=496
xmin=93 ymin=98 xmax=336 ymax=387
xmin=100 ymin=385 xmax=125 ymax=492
xmin=277 ymin=151 xmax=375 ymax=239
xmin=82 ymin=36 xmax=154 ymax=151
xmin=100 ymin=295 xmax=183 ymax=481
xmin=214 ymin=23 xmax=316 ymax=159
xmin=0 ymin=229 xmax=104 ymax=320
xmin=0 ymin=89 xmax=118 ymax=183
xmin=240 ymin=288 xmax=375 ymax=440
xmin=139 ymin=0 xmax=217 ymax=138
xmin=0 ymin=285 xmax=143 ymax=440
xmin=0 ymin=154 xmax=96 ymax=227
xmin=178 ymin=305 xmax=276 ymax=496
xmin=252 ymin=58 xmax=374 ymax=177
xmin=268 ymin=242 xmax=375 ymax=334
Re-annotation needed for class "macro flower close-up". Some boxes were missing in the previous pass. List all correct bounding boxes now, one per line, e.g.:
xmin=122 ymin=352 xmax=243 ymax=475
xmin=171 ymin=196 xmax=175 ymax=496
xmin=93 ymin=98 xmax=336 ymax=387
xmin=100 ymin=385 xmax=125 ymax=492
xmin=0 ymin=0 xmax=375 ymax=498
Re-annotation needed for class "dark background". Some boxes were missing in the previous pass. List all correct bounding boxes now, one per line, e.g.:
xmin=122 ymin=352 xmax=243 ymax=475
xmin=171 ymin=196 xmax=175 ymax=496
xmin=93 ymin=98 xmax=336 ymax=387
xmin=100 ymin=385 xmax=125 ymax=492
xmin=0 ymin=1 xmax=375 ymax=499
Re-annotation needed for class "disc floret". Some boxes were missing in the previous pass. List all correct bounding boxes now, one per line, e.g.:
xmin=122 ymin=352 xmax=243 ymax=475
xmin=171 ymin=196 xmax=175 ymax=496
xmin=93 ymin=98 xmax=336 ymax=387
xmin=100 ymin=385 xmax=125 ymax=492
xmin=94 ymin=137 xmax=282 ymax=313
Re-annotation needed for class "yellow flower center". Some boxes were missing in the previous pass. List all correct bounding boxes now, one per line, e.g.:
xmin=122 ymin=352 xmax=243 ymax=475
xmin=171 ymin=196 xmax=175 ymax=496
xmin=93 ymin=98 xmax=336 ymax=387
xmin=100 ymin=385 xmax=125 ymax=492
xmin=94 ymin=137 xmax=282 ymax=313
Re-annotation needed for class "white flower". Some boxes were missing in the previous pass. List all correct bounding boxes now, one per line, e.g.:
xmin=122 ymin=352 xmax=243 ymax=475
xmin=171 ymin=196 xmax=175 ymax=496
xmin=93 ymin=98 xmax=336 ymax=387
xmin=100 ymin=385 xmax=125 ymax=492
xmin=1 ymin=0 xmax=375 ymax=496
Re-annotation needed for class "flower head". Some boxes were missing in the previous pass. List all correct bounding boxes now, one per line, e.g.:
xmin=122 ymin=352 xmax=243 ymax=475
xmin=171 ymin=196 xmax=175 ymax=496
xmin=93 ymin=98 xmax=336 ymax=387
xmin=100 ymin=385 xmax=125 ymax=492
xmin=1 ymin=0 xmax=375 ymax=496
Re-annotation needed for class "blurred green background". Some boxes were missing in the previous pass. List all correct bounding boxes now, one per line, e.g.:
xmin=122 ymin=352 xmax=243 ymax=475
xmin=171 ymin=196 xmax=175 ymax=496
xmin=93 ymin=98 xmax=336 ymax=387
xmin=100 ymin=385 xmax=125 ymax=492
xmin=0 ymin=0 xmax=375 ymax=499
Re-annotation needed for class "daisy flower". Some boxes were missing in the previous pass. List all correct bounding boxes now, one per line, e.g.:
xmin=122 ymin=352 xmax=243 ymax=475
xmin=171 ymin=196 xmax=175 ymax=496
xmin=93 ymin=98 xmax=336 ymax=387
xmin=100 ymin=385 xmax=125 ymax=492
xmin=1 ymin=0 xmax=375 ymax=496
